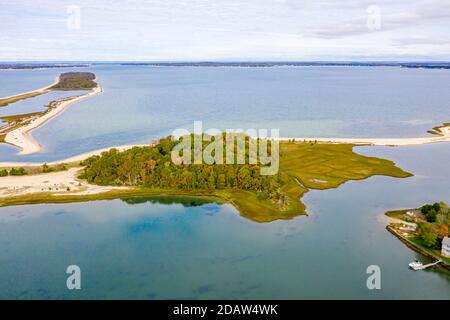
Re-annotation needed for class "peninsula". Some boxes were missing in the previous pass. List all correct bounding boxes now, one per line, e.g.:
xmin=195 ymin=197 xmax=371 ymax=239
xmin=385 ymin=202 xmax=450 ymax=269
xmin=0 ymin=72 xmax=101 ymax=154
xmin=0 ymin=72 xmax=97 ymax=107
xmin=0 ymin=137 xmax=411 ymax=222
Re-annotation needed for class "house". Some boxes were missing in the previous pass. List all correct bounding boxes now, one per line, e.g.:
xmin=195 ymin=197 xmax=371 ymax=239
xmin=399 ymin=224 xmax=416 ymax=232
xmin=442 ymin=237 xmax=450 ymax=258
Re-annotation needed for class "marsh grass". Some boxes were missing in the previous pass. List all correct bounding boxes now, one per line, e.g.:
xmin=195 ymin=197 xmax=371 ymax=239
xmin=0 ymin=142 xmax=412 ymax=222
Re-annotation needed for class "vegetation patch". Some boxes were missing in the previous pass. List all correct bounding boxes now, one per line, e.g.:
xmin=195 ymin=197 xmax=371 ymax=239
xmin=51 ymin=72 xmax=97 ymax=90
xmin=0 ymin=90 xmax=49 ymax=107
xmin=0 ymin=112 xmax=43 ymax=123
xmin=427 ymin=122 xmax=450 ymax=135
xmin=0 ymin=72 xmax=97 ymax=108
xmin=386 ymin=202 xmax=450 ymax=266
xmin=0 ymin=137 xmax=412 ymax=222
xmin=74 ymin=137 xmax=411 ymax=222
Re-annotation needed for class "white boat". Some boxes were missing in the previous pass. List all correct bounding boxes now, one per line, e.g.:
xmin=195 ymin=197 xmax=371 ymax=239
xmin=408 ymin=260 xmax=423 ymax=270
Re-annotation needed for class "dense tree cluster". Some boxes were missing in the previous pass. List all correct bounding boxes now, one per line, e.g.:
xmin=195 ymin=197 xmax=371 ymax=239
xmin=80 ymin=137 xmax=283 ymax=197
xmin=0 ymin=167 xmax=27 ymax=176
xmin=418 ymin=202 xmax=449 ymax=248
xmin=51 ymin=72 xmax=97 ymax=89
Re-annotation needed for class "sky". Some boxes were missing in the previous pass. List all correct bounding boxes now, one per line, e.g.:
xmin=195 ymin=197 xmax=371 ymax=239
xmin=1 ymin=0 xmax=450 ymax=61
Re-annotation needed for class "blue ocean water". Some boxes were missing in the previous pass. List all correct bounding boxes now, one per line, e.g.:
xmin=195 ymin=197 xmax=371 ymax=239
xmin=0 ymin=143 xmax=449 ymax=299
xmin=1 ymin=65 xmax=450 ymax=162
xmin=0 ymin=66 xmax=449 ymax=299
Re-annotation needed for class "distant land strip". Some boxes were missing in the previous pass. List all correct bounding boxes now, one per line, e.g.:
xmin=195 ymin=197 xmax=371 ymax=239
xmin=120 ymin=61 xmax=450 ymax=69
xmin=0 ymin=63 xmax=89 ymax=70
xmin=2 ymin=61 xmax=450 ymax=69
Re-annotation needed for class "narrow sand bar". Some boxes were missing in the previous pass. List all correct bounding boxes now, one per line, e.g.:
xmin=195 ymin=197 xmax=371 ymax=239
xmin=277 ymin=124 xmax=450 ymax=146
xmin=4 ymin=86 xmax=102 ymax=155
xmin=0 ymin=124 xmax=449 ymax=168
xmin=0 ymin=76 xmax=59 ymax=102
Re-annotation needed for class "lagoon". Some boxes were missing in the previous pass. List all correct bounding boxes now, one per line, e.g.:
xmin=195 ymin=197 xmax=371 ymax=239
xmin=0 ymin=143 xmax=449 ymax=299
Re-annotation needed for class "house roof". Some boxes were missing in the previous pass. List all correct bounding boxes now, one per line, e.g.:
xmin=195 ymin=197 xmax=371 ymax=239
xmin=443 ymin=236 xmax=450 ymax=246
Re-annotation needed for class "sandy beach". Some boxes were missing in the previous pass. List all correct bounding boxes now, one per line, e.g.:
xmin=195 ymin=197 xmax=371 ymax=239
xmin=4 ymin=86 xmax=102 ymax=155
xmin=0 ymin=167 xmax=128 ymax=198
xmin=1 ymin=123 xmax=449 ymax=169
xmin=277 ymin=124 xmax=450 ymax=146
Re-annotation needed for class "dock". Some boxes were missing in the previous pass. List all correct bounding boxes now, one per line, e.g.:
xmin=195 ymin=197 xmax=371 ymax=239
xmin=411 ymin=260 xmax=442 ymax=271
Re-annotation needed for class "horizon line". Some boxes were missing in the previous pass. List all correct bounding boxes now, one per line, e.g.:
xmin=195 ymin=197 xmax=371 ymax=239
xmin=1 ymin=60 xmax=450 ymax=64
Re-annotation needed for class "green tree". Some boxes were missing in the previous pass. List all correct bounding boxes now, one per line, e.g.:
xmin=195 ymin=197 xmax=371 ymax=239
xmin=422 ymin=230 xmax=438 ymax=248
xmin=426 ymin=209 xmax=437 ymax=223
xmin=42 ymin=163 xmax=52 ymax=173
xmin=9 ymin=167 xmax=26 ymax=176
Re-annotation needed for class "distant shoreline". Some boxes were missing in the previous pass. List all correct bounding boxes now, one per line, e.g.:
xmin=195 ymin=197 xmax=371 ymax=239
xmin=120 ymin=62 xmax=450 ymax=69
xmin=2 ymin=61 xmax=450 ymax=69
xmin=277 ymin=123 xmax=450 ymax=146
xmin=0 ymin=63 xmax=89 ymax=70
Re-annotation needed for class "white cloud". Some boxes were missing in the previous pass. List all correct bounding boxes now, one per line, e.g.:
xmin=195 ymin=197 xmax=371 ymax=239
xmin=0 ymin=0 xmax=449 ymax=60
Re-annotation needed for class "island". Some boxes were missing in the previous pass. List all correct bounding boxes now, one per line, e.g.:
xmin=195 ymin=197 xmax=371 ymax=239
xmin=0 ymin=71 xmax=97 ymax=107
xmin=0 ymin=136 xmax=411 ymax=222
xmin=386 ymin=202 xmax=450 ymax=270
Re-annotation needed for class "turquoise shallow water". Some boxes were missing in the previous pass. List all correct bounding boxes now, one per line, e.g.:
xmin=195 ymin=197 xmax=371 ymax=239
xmin=0 ymin=66 xmax=449 ymax=299
xmin=1 ymin=65 xmax=450 ymax=162
xmin=0 ymin=144 xmax=449 ymax=299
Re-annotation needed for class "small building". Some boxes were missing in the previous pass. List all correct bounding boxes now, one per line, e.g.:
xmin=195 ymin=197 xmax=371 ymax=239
xmin=399 ymin=224 xmax=416 ymax=232
xmin=442 ymin=237 xmax=450 ymax=258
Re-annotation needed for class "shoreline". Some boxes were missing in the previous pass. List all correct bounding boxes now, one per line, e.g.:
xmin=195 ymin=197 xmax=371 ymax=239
xmin=0 ymin=142 xmax=411 ymax=223
xmin=0 ymin=143 xmax=148 ymax=168
xmin=0 ymin=76 xmax=59 ymax=105
xmin=386 ymin=225 xmax=450 ymax=271
xmin=0 ymin=123 xmax=449 ymax=168
xmin=3 ymin=86 xmax=102 ymax=155
xmin=0 ymin=167 xmax=129 ymax=198
xmin=276 ymin=123 xmax=450 ymax=146
xmin=385 ymin=209 xmax=450 ymax=271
